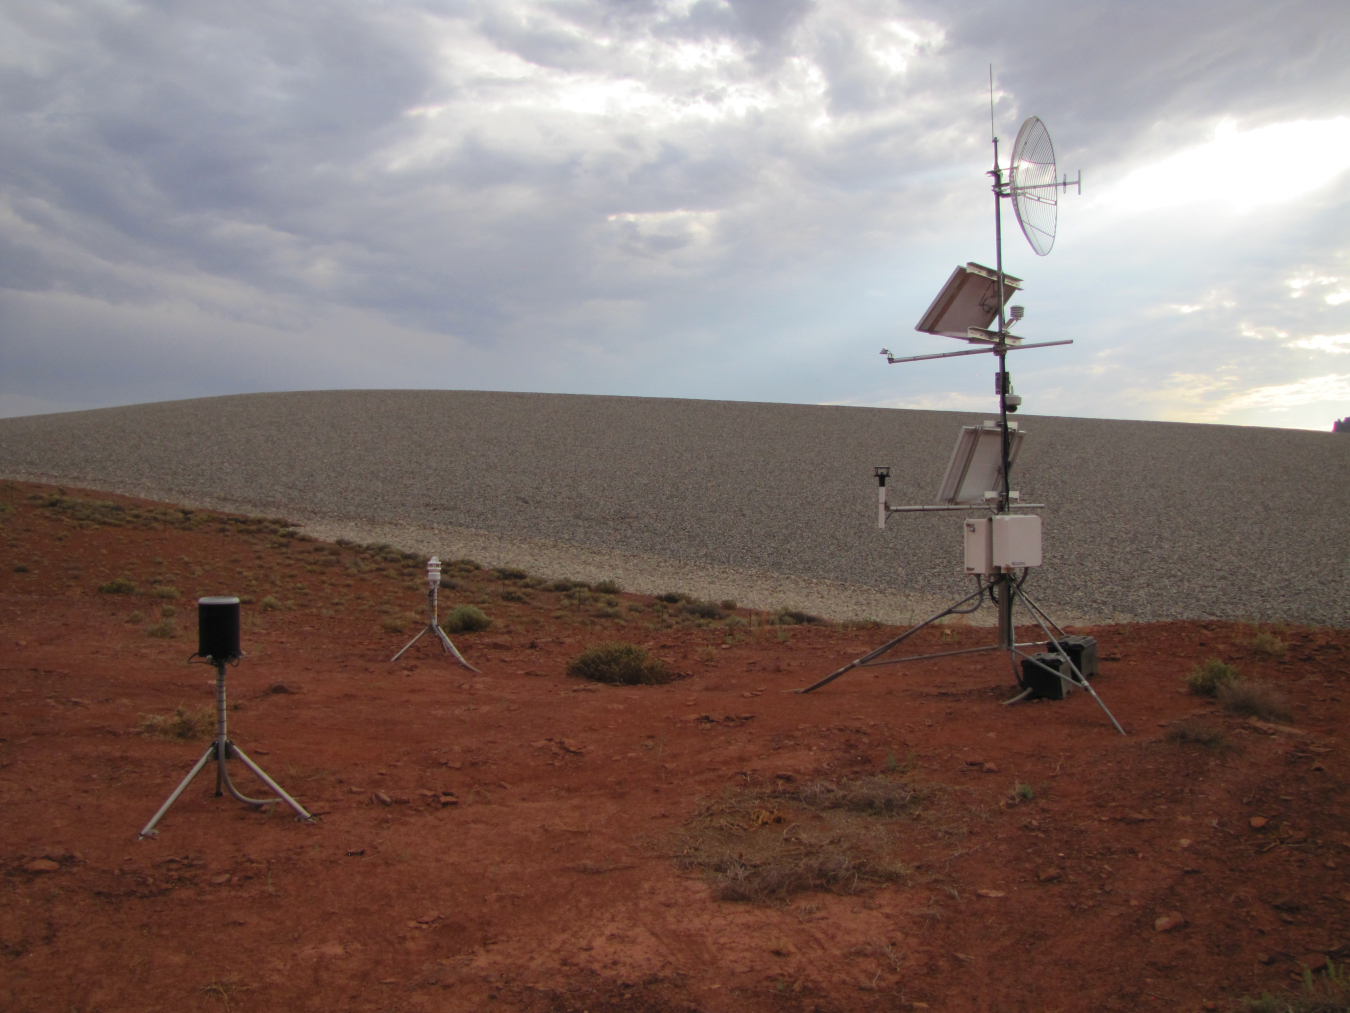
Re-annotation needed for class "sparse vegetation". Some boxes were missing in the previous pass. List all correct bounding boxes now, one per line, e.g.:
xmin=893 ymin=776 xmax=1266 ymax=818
xmin=151 ymin=585 xmax=181 ymax=599
xmin=146 ymin=619 xmax=176 ymax=638
xmin=98 ymin=577 xmax=137 ymax=594
xmin=1218 ymin=679 xmax=1292 ymax=721
xmin=1008 ymin=781 xmax=1035 ymax=803
xmin=259 ymin=595 xmax=282 ymax=611
xmin=1187 ymin=657 xmax=1240 ymax=696
xmin=1241 ymin=959 xmax=1349 ymax=1013
xmin=566 ymin=641 xmax=673 ymax=685
xmin=138 ymin=704 xmax=215 ymax=740
xmin=442 ymin=605 xmax=492 ymax=634
xmin=672 ymin=776 xmax=923 ymax=904
xmin=591 ymin=580 xmax=621 ymax=595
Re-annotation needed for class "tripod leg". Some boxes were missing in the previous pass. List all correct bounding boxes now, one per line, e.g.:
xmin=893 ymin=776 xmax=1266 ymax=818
xmin=139 ymin=744 xmax=216 ymax=839
xmin=434 ymin=624 xmax=480 ymax=673
xmin=391 ymin=625 xmax=428 ymax=662
xmin=798 ymin=583 xmax=986 ymax=693
xmin=229 ymin=745 xmax=315 ymax=822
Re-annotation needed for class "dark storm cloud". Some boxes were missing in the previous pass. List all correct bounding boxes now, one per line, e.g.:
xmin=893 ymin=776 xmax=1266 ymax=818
xmin=0 ymin=0 xmax=1346 ymax=425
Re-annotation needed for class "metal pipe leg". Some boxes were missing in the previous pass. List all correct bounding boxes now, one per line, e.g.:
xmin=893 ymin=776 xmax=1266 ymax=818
xmin=139 ymin=744 xmax=215 ymax=839
xmin=798 ymin=583 xmax=986 ymax=694
xmin=230 ymin=745 xmax=314 ymax=822
xmin=434 ymin=624 xmax=480 ymax=673
xmin=391 ymin=625 xmax=428 ymax=662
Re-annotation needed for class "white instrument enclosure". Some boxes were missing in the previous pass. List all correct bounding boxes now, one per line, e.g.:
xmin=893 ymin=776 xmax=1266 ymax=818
xmin=992 ymin=514 xmax=1042 ymax=569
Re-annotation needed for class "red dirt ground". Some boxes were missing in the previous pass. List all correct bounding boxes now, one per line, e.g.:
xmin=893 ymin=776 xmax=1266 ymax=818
xmin=1 ymin=481 xmax=1348 ymax=1013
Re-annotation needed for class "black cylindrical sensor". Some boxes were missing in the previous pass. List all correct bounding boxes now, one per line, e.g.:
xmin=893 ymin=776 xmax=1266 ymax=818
xmin=198 ymin=596 xmax=241 ymax=661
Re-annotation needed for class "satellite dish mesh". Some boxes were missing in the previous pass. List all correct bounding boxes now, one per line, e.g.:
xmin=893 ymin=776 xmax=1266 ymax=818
xmin=1010 ymin=116 xmax=1057 ymax=256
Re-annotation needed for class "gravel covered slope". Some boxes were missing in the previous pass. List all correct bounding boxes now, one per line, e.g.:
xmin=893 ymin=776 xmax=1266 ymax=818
xmin=1 ymin=390 xmax=1347 ymax=626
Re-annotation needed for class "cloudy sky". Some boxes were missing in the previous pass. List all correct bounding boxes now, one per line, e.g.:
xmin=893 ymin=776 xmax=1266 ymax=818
xmin=2 ymin=0 xmax=1348 ymax=429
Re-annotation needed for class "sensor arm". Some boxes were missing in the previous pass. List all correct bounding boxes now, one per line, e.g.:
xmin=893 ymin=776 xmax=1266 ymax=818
xmin=881 ymin=339 xmax=1071 ymax=365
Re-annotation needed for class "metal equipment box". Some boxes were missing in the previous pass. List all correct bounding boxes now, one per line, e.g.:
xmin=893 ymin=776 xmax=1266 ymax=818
xmin=991 ymin=514 xmax=1041 ymax=568
xmin=964 ymin=518 xmax=993 ymax=575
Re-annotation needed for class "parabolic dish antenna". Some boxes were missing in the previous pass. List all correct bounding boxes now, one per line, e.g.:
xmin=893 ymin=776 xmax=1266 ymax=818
xmin=1009 ymin=116 xmax=1058 ymax=256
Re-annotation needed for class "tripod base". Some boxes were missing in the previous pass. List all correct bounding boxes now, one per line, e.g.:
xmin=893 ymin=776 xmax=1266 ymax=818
xmin=391 ymin=621 xmax=479 ymax=671
xmin=139 ymin=659 xmax=315 ymax=838
xmin=392 ymin=582 xmax=478 ymax=671
xmin=798 ymin=575 xmax=1125 ymax=735
xmin=139 ymin=738 xmax=314 ymax=838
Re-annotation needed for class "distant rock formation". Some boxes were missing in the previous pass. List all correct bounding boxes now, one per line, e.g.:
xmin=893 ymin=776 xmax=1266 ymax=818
xmin=1336 ymin=417 xmax=1350 ymax=432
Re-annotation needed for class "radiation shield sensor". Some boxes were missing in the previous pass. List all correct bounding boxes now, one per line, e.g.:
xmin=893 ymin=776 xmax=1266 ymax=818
xmin=914 ymin=262 xmax=1023 ymax=342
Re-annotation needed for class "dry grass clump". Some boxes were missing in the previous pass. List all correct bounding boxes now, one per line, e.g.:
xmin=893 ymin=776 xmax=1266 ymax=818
xmin=672 ymin=776 xmax=923 ymax=904
xmin=1218 ymin=679 xmax=1292 ymax=721
xmin=796 ymin=776 xmax=920 ymax=814
xmin=138 ymin=704 xmax=215 ymax=740
xmin=1163 ymin=719 xmax=1233 ymax=752
xmin=98 ymin=577 xmax=137 ymax=594
xmin=566 ymin=642 xmax=673 ymax=685
xmin=1188 ymin=658 xmax=1240 ymax=696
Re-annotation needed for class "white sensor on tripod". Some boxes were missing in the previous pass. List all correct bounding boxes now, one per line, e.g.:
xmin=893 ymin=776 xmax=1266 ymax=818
xmin=427 ymin=556 xmax=441 ymax=589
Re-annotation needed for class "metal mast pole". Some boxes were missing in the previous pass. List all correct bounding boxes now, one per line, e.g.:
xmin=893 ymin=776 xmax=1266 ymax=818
xmin=992 ymin=130 xmax=1014 ymax=653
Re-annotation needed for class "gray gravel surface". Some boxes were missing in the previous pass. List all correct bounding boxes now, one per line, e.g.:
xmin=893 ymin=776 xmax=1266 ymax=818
xmin=2 ymin=390 xmax=1347 ymax=626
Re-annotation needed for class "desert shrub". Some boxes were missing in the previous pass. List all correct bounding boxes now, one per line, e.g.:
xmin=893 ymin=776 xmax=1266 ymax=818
xmin=682 ymin=601 xmax=726 ymax=620
xmin=259 ymin=596 xmax=282 ymax=611
xmin=719 ymin=599 xmax=738 ymax=611
xmin=13 ymin=563 xmax=29 ymax=573
xmin=500 ymin=589 xmax=528 ymax=603
xmin=493 ymin=566 xmax=528 ymax=580
xmin=566 ymin=642 xmax=673 ymax=686
xmin=770 ymin=609 xmax=826 ymax=626
xmin=1251 ymin=631 xmax=1288 ymax=658
xmin=98 ymin=577 xmax=137 ymax=594
xmin=656 ymin=592 xmax=684 ymax=604
xmin=591 ymin=579 xmax=621 ymax=595
xmin=151 ymin=586 xmax=180 ymax=599
xmin=145 ymin=620 xmax=176 ymax=638
xmin=126 ymin=610 xmax=144 ymax=623
xmin=1187 ymin=658 xmax=1239 ymax=696
xmin=442 ymin=605 xmax=492 ymax=634
xmin=160 ymin=605 xmax=176 ymax=619
xmin=138 ymin=704 xmax=214 ymax=739
xmin=1218 ymin=680 xmax=1292 ymax=721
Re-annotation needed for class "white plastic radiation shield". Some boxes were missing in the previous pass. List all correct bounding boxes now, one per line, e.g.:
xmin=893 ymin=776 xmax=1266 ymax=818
xmin=936 ymin=424 xmax=1024 ymax=505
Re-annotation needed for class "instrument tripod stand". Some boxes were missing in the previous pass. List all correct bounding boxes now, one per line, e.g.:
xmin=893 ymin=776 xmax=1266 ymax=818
xmin=797 ymin=571 xmax=1125 ymax=735
xmin=139 ymin=656 xmax=315 ymax=838
xmin=391 ymin=556 xmax=478 ymax=671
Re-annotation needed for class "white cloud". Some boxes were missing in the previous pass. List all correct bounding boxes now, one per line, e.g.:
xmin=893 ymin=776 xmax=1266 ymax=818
xmin=1104 ymin=117 xmax=1350 ymax=213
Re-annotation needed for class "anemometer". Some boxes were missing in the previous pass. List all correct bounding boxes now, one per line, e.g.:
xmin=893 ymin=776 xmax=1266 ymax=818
xmin=802 ymin=72 xmax=1125 ymax=735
